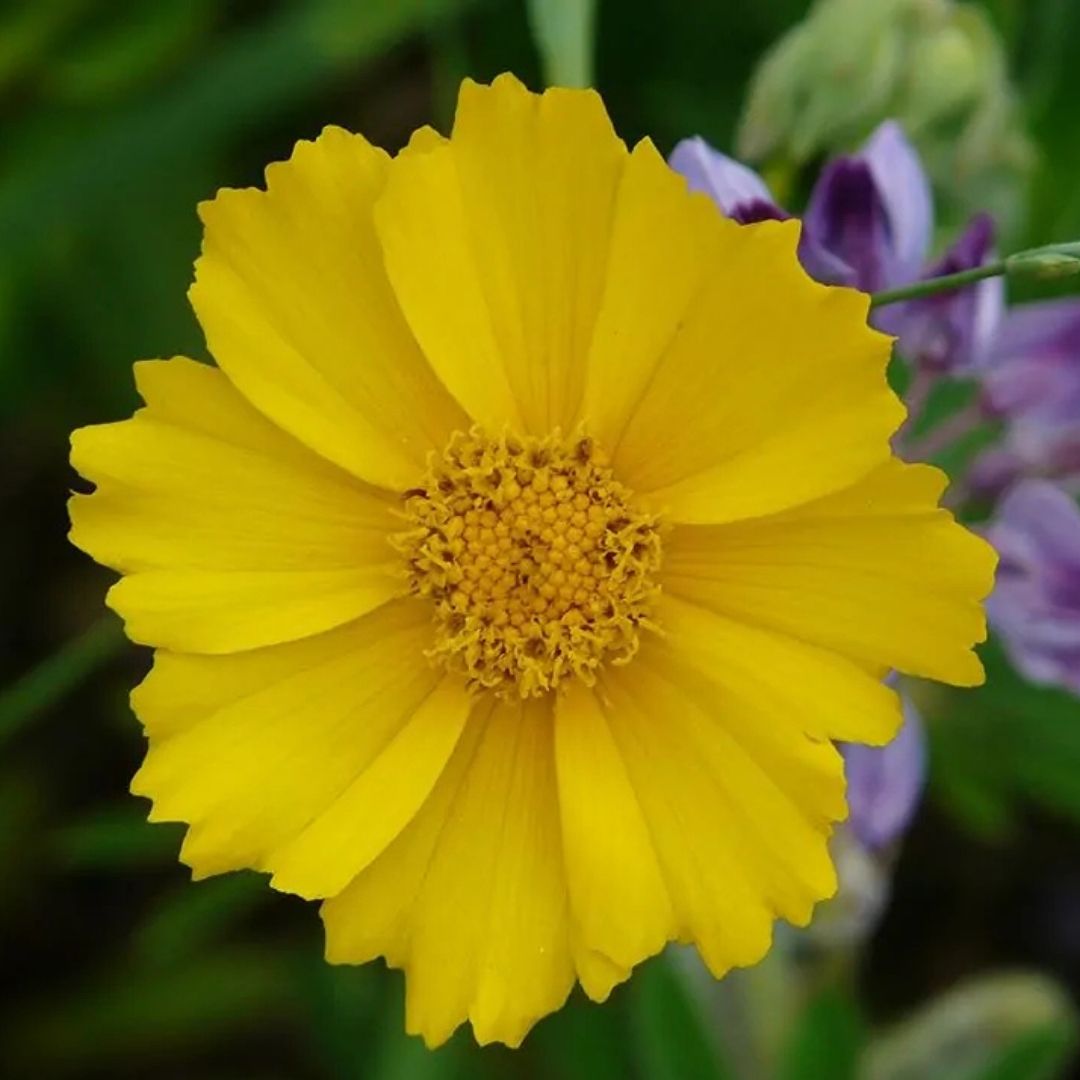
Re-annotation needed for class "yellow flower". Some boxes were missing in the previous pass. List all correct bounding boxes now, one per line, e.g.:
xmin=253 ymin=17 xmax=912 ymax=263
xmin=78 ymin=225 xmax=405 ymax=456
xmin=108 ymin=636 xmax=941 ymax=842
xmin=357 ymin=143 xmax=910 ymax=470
xmin=68 ymin=74 xmax=994 ymax=1048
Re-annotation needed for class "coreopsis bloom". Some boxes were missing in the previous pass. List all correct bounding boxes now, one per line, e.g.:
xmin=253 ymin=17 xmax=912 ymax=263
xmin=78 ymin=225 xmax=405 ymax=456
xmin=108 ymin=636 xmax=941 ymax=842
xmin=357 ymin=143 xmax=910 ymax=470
xmin=68 ymin=75 xmax=994 ymax=1047
xmin=985 ymin=480 xmax=1080 ymax=692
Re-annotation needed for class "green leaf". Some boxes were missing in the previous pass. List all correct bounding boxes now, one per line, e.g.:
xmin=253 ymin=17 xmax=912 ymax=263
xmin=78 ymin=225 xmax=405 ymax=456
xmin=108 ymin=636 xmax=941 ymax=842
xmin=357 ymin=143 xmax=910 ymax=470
xmin=4 ymin=949 xmax=297 ymax=1074
xmin=627 ymin=951 xmax=735 ymax=1080
xmin=865 ymin=972 xmax=1076 ymax=1080
xmin=531 ymin=985 xmax=636 ymax=1080
xmin=49 ymin=805 xmax=183 ymax=870
xmin=0 ymin=0 xmax=89 ymax=91
xmin=301 ymin=958 xmax=389 ymax=1078
xmin=132 ymin=872 xmax=267 ymax=967
xmin=526 ymin=0 xmax=597 ymax=87
xmin=777 ymin=987 xmax=864 ymax=1080
xmin=923 ymin=637 xmax=1080 ymax=835
xmin=970 ymin=1021 xmax=1078 ymax=1080
xmin=367 ymin=992 xmax=466 ymax=1080
xmin=0 ymin=615 xmax=124 ymax=750
xmin=0 ymin=0 xmax=483 ymax=263
xmin=43 ymin=0 xmax=216 ymax=103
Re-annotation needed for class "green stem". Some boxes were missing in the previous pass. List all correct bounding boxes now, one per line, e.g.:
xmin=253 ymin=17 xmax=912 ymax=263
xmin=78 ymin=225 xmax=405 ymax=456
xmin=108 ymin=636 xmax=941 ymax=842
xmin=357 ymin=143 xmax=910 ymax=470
xmin=870 ymin=240 xmax=1080 ymax=309
xmin=0 ymin=615 xmax=125 ymax=748
xmin=869 ymin=261 xmax=1007 ymax=308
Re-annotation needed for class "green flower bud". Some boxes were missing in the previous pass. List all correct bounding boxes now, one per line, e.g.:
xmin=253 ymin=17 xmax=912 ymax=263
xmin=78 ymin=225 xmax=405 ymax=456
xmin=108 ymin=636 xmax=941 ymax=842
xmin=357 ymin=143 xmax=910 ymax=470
xmin=738 ymin=0 xmax=926 ymax=162
xmin=864 ymin=973 xmax=1076 ymax=1080
xmin=736 ymin=0 xmax=1032 ymax=229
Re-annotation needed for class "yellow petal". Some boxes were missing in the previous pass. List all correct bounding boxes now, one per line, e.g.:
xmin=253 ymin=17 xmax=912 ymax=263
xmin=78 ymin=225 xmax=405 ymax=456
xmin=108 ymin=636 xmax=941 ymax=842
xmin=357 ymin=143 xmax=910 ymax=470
xmin=374 ymin=74 xmax=627 ymax=434
xmin=69 ymin=358 xmax=401 ymax=653
xmin=191 ymin=126 xmax=468 ymax=489
xmin=579 ymin=142 xmax=901 ymax=522
xmin=323 ymin=694 xmax=575 ymax=1048
xmin=598 ymin=643 xmax=842 ymax=967
xmin=655 ymin=594 xmax=901 ymax=746
xmin=131 ymin=599 xmax=453 ymax=890
xmin=554 ymin=681 xmax=674 ymax=984
xmin=267 ymin=678 xmax=471 ymax=899
xmin=662 ymin=460 xmax=996 ymax=685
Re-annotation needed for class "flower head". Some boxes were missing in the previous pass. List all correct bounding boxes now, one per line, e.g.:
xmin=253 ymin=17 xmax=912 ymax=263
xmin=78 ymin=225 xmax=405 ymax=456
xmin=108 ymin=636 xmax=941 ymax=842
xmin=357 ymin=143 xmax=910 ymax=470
xmin=68 ymin=75 xmax=994 ymax=1048
xmin=985 ymin=480 xmax=1080 ymax=693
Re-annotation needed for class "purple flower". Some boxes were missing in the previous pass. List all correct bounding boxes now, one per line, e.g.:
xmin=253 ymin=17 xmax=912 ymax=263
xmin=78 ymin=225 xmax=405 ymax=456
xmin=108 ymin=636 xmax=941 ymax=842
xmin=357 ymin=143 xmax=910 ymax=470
xmin=859 ymin=121 xmax=933 ymax=286
xmin=803 ymin=158 xmax=892 ymax=290
xmin=985 ymin=480 xmax=1080 ymax=693
xmin=968 ymin=446 xmax=1026 ymax=502
xmin=669 ymin=121 xmax=1002 ymax=372
xmin=667 ymin=136 xmax=845 ymax=281
xmin=842 ymin=695 xmax=926 ymax=850
xmin=668 ymin=136 xmax=780 ymax=219
xmin=670 ymin=120 xmax=932 ymax=293
xmin=804 ymin=120 xmax=933 ymax=293
xmin=984 ymin=300 xmax=1080 ymax=419
xmin=892 ymin=213 xmax=1005 ymax=374
xmin=971 ymin=300 xmax=1080 ymax=493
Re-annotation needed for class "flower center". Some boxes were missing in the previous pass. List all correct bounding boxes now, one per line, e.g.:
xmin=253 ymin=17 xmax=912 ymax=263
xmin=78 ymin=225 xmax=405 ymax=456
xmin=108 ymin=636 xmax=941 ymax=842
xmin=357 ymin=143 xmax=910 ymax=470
xmin=396 ymin=429 xmax=662 ymax=697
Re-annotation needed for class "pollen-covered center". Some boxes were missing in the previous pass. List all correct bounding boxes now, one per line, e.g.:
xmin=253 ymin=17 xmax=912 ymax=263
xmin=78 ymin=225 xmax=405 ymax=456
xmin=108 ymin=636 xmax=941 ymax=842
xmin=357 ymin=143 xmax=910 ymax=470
xmin=395 ymin=430 xmax=662 ymax=697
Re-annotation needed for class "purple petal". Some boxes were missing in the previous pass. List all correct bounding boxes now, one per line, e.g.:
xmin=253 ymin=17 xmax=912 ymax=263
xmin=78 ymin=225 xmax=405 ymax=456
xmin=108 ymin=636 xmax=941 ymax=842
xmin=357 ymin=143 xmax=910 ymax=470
xmin=991 ymin=298 xmax=1080 ymax=360
xmin=860 ymin=121 xmax=934 ymax=283
xmin=985 ymin=480 xmax=1080 ymax=693
xmin=797 ymin=231 xmax=858 ymax=286
xmin=843 ymin=695 xmax=926 ymax=850
xmin=804 ymin=158 xmax=892 ymax=293
xmin=983 ymin=300 xmax=1080 ymax=420
xmin=990 ymin=480 xmax=1080 ymax=573
xmin=668 ymin=137 xmax=781 ymax=219
xmin=978 ymin=299 xmax=1080 ymax=485
xmin=893 ymin=213 xmax=1003 ymax=374
xmin=973 ymin=269 xmax=1006 ymax=371
xmin=727 ymin=198 xmax=791 ymax=225
xmin=667 ymin=135 xmax=855 ymax=286
xmin=968 ymin=446 xmax=1025 ymax=502
xmin=983 ymin=353 xmax=1080 ymax=422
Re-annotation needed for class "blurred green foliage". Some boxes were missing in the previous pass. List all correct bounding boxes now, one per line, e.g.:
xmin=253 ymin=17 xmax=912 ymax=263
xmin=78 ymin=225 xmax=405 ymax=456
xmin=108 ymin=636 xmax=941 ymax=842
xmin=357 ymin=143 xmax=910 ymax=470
xmin=4 ymin=1 xmax=1080 ymax=1077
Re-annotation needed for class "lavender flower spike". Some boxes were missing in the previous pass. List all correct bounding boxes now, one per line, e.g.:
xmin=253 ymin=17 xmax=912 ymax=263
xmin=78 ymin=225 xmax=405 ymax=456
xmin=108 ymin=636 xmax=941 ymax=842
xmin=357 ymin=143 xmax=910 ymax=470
xmin=985 ymin=480 xmax=1080 ymax=694
xmin=842 ymin=695 xmax=926 ymax=850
